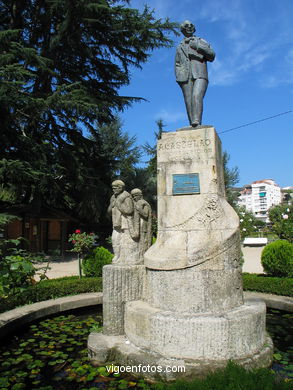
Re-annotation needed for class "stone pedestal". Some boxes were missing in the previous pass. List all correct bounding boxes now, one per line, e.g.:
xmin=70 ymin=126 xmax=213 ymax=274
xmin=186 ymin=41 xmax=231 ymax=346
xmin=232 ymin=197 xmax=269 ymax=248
xmin=103 ymin=264 xmax=146 ymax=335
xmin=145 ymin=126 xmax=239 ymax=270
xmin=88 ymin=126 xmax=273 ymax=380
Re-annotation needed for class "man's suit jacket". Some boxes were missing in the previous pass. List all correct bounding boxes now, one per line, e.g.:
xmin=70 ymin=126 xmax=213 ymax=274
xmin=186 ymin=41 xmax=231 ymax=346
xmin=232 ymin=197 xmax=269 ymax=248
xmin=175 ymin=37 xmax=215 ymax=83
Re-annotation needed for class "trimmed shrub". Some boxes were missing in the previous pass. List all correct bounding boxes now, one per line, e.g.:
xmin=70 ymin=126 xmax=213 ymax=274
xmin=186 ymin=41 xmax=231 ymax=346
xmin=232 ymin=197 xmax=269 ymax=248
xmin=82 ymin=246 xmax=113 ymax=277
xmin=261 ymin=240 xmax=293 ymax=277
xmin=0 ymin=276 xmax=102 ymax=313
xmin=243 ymin=273 xmax=293 ymax=297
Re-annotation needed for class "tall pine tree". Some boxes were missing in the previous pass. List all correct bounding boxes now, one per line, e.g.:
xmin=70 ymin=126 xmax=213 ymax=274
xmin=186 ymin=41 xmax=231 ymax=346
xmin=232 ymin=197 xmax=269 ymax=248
xmin=0 ymin=0 xmax=178 ymax=224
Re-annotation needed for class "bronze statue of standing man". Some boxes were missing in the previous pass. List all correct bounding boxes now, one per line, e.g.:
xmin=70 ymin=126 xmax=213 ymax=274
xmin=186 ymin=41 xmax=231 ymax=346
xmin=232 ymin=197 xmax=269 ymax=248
xmin=175 ymin=20 xmax=215 ymax=127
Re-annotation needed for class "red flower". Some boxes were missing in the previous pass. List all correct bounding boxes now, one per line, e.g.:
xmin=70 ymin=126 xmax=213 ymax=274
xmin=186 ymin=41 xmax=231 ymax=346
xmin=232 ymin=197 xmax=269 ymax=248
xmin=75 ymin=229 xmax=81 ymax=234
xmin=72 ymin=240 xmax=76 ymax=244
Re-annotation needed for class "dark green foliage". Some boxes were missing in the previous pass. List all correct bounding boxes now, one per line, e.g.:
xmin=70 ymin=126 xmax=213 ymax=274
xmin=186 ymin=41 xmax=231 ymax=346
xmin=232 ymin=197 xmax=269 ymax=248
xmin=96 ymin=118 xmax=141 ymax=182
xmin=222 ymin=151 xmax=240 ymax=208
xmin=143 ymin=119 xmax=165 ymax=176
xmin=0 ymin=253 xmax=35 ymax=296
xmin=0 ymin=213 xmax=37 ymax=296
xmin=242 ymin=273 xmax=293 ymax=297
xmin=261 ymin=240 xmax=293 ymax=277
xmin=142 ymin=119 xmax=166 ymax=214
xmin=0 ymin=0 xmax=178 ymax=225
xmin=82 ymin=246 xmax=113 ymax=277
xmin=0 ymin=276 xmax=102 ymax=313
xmin=152 ymin=361 xmax=291 ymax=390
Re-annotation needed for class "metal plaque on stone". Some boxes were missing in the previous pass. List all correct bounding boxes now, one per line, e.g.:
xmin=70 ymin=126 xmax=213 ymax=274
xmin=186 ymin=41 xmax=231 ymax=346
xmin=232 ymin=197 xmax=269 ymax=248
xmin=172 ymin=173 xmax=200 ymax=195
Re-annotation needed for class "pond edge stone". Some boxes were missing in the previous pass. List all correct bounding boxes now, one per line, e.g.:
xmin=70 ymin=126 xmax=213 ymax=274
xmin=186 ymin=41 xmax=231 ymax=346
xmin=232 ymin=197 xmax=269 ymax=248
xmin=0 ymin=291 xmax=291 ymax=341
xmin=0 ymin=292 xmax=102 ymax=339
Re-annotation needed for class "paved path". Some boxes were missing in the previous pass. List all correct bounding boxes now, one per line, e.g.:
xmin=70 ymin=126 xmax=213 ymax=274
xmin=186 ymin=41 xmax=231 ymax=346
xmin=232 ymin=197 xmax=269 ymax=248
xmin=37 ymin=246 xmax=265 ymax=280
xmin=241 ymin=246 xmax=264 ymax=274
xmin=35 ymin=258 xmax=79 ymax=280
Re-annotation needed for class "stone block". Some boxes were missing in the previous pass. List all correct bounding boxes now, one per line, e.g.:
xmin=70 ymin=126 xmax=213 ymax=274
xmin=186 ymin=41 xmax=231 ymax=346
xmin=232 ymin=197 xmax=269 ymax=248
xmin=145 ymin=267 xmax=243 ymax=313
xmin=89 ymin=320 xmax=273 ymax=382
xmin=124 ymin=299 xmax=268 ymax=360
xmin=103 ymin=264 xmax=146 ymax=335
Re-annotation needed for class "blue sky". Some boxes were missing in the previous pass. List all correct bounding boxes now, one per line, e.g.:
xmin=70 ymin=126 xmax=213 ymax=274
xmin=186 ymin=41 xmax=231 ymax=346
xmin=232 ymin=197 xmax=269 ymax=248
xmin=119 ymin=0 xmax=293 ymax=188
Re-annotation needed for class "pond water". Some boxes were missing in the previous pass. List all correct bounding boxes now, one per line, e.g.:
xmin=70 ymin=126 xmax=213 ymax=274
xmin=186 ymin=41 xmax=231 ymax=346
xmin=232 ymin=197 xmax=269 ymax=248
xmin=266 ymin=308 xmax=293 ymax=379
xmin=0 ymin=306 xmax=292 ymax=389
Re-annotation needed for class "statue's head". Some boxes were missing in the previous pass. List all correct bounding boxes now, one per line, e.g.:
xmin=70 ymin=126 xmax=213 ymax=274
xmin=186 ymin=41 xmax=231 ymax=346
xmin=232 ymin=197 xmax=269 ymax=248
xmin=112 ymin=180 xmax=125 ymax=195
xmin=131 ymin=188 xmax=143 ymax=202
xmin=180 ymin=20 xmax=195 ymax=37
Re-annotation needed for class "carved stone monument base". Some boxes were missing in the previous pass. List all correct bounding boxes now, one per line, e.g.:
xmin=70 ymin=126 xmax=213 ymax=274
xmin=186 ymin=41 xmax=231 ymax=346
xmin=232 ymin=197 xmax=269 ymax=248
xmin=88 ymin=126 xmax=273 ymax=379
xmin=88 ymin=310 xmax=273 ymax=380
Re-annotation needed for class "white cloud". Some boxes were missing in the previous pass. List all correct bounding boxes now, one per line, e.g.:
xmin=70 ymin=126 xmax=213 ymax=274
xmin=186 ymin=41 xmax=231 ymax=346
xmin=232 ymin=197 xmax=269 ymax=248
xmin=198 ymin=0 xmax=293 ymax=88
xmin=209 ymin=59 xmax=238 ymax=86
xmin=199 ymin=0 xmax=243 ymax=24
xmin=285 ymin=49 xmax=293 ymax=64
xmin=238 ymin=50 xmax=270 ymax=72
xmin=261 ymin=48 xmax=293 ymax=88
xmin=155 ymin=108 xmax=186 ymax=123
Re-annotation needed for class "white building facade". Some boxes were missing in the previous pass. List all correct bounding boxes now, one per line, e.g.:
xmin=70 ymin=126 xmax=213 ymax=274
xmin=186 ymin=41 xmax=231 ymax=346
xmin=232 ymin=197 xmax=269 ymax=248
xmin=238 ymin=179 xmax=282 ymax=223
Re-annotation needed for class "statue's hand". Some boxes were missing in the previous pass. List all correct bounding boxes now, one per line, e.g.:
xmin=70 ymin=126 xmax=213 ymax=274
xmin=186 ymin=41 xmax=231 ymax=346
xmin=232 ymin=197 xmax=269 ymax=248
xmin=189 ymin=38 xmax=198 ymax=50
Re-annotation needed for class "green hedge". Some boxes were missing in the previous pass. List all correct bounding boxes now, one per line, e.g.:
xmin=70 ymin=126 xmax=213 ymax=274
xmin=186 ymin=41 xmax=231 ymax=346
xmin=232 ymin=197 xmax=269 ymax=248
xmin=1 ymin=273 xmax=292 ymax=314
xmin=243 ymin=273 xmax=293 ymax=297
xmin=0 ymin=276 xmax=102 ymax=313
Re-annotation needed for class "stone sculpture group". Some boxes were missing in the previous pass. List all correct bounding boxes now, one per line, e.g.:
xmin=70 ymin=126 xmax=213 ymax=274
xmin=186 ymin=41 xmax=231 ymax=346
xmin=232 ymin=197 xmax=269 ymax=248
xmin=107 ymin=180 xmax=152 ymax=264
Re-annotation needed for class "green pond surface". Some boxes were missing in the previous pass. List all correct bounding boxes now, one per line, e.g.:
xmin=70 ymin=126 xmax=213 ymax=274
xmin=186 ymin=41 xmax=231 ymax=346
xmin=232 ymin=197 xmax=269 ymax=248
xmin=0 ymin=306 xmax=292 ymax=390
xmin=266 ymin=309 xmax=293 ymax=379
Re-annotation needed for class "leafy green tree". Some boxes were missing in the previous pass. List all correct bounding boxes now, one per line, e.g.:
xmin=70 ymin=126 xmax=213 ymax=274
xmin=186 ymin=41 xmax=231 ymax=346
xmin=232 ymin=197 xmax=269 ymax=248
xmin=222 ymin=151 xmax=240 ymax=208
xmin=0 ymin=214 xmax=36 ymax=296
xmin=143 ymin=119 xmax=165 ymax=177
xmin=236 ymin=206 xmax=263 ymax=239
xmin=268 ymin=204 xmax=293 ymax=243
xmin=95 ymin=117 xmax=141 ymax=182
xmin=1 ymin=0 xmax=177 ymax=134
xmin=141 ymin=119 xmax=166 ymax=213
xmin=0 ymin=0 xmax=177 ymax=224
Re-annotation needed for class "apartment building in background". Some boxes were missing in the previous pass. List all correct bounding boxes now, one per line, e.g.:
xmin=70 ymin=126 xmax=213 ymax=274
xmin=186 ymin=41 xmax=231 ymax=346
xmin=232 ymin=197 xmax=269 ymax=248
xmin=237 ymin=179 xmax=282 ymax=223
